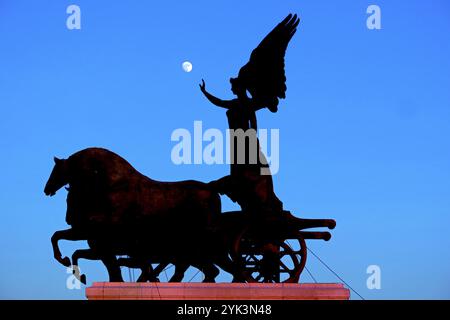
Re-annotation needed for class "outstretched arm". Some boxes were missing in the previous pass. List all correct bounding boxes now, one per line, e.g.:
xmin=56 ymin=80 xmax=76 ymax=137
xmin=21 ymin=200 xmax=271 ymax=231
xmin=199 ymin=79 xmax=231 ymax=109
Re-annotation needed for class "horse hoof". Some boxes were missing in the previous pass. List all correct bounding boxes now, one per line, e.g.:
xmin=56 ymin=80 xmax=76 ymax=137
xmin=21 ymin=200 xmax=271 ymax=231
xmin=80 ymin=274 xmax=87 ymax=285
xmin=203 ymin=279 xmax=216 ymax=283
xmin=61 ymin=256 xmax=71 ymax=267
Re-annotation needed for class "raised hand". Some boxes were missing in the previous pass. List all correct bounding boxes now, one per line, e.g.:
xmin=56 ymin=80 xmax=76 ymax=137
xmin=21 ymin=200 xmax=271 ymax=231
xmin=199 ymin=79 xmax=206 ymax=92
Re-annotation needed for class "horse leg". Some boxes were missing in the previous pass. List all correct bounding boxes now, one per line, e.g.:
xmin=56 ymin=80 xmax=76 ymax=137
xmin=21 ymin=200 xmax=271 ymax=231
xmin=148 ymin=262 xmax=168 ymax=282
xmin=137 ymin=262 xmax=169 ymax=282
xmin=203 ymin=264 xmax=220 ymax=283
xmin=139 ymin=261 xmax=170 ymax=283
xmin=120 ymin=257 xmax=153 ymax=283
xmin=117 ymin=257 xmax=158 ymax=282
xmin=136 ymin=263 xmax=152 ymax=283
xmin=215 ymin=254 xmax=247 ymax=283
xmin=100 ymin=255 xmax=123 ymax=282
xmin=71 ymin=248 xmax=99 ymax=285
xmin=117 ymin=256 xmax=142 ymax=269
xmin=138 ymin=262 xmax=165 ymax=283
xmin=193 ymin=263 xmax=219 ymax=283
xmin=51 ymin=228 xmax=85 ymax=267
xmin=169 ymin=263 xmax=189 ymax=282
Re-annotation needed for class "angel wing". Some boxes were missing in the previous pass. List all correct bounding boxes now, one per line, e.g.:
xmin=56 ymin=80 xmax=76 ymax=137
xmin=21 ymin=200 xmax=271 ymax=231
xmin=235 ymin=14 xmax=300 ymax=112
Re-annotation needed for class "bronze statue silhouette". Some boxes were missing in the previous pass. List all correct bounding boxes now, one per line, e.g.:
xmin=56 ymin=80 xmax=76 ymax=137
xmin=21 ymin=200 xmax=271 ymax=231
xmin=200 ymin=14 xmax=300 ymax=217
xmin=45 ymin=14 xmax=337 ymax=284
xmin=45 ymin=146 xmax=334 ymax=283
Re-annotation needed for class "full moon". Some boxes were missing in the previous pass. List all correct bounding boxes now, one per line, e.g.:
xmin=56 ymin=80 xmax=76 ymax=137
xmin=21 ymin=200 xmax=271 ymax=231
xmin=182 ymin=61 xmax=193 ymax=73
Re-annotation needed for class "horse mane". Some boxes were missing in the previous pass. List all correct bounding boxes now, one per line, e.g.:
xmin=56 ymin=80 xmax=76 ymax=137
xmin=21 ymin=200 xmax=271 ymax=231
xmin=68 ymin=147 xmax=135 ymax=170
xmin=66 ymin=147 xmax=149 ymax=186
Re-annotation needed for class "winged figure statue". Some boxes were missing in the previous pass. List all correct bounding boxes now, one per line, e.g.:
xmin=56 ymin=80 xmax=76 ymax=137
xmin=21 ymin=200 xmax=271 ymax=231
xmin=200 ymin=14 xmax=300 ymax=217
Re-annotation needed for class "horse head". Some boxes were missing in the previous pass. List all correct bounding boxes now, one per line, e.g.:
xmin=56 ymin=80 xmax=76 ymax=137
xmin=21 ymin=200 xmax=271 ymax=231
xmin=44 ymin=157 xmax=69 ymax=196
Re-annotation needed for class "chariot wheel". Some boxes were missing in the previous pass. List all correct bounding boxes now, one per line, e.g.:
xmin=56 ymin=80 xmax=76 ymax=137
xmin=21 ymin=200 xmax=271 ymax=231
xmin=232 ymin=228 xmax=307 ymax=283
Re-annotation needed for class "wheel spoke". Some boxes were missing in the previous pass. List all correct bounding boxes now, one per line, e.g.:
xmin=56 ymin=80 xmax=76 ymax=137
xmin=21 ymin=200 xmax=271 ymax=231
xmin=279 ymin=260 xmax=290 ymax=271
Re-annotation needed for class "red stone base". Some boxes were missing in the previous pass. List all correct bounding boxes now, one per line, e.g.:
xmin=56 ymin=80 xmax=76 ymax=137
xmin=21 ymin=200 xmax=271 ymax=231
xmin=86 ymin=282 xmax=350 ymax=300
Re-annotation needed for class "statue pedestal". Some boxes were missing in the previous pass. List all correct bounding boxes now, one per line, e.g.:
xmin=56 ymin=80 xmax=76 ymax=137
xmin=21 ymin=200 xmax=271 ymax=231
xmin=86 ymin=282 xmax=350 ymax=300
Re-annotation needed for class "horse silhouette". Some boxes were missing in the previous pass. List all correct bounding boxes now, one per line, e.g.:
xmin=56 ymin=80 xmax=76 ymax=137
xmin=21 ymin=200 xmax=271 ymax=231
xmin=44 ymin=147 xmax=240 ymax=282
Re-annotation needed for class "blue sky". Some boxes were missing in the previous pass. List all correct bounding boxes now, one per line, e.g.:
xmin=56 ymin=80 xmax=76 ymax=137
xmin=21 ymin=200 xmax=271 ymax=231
xmin=1 ymin=0 xmax=449 ymax=299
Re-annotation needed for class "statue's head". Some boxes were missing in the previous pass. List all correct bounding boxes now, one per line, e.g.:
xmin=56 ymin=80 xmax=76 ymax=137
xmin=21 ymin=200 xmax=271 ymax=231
xmin=44 ymin=157 xmax=68 ymax=196
xmin=230 ymin=77 xmax=246 ymax=97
